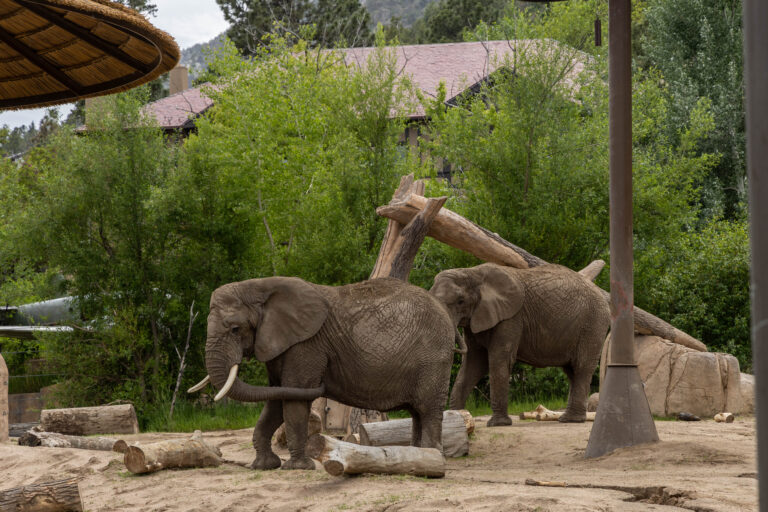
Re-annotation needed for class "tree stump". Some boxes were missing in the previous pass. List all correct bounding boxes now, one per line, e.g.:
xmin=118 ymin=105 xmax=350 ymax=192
xmin=0 ymin=477 xmax=83 ymax=512
xmin=122 ymin=430 xmax=222 ymax=474
xmin=40 ymin=404 xmax=139 ymax=436
xmin=358 ymin=410 xmax=471 ymax=457
xmin=306 ymin=434 xmax=445 ymax=477
xmin=18 ymin=430 xmax=126 ymax=452
xmin=0 ymin=354 xmax=7 ymax=443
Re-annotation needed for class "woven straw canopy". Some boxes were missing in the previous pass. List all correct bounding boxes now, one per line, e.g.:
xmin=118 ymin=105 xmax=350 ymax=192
xmin=0 ymin=0 xmax=179 ymax=109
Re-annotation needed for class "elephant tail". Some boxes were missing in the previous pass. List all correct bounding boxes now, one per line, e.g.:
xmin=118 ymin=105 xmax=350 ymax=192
xmin=454 ymin=328 xmax=467 ymax=355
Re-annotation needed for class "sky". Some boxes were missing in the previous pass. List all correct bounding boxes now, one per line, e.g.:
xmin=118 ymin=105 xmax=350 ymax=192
xmin=0 ymin=0 xmax=229 ymax=129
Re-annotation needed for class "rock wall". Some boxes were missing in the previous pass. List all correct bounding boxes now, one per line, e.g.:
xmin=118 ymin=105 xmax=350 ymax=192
xmin=600 ymin=335 xmax=752 ymax=417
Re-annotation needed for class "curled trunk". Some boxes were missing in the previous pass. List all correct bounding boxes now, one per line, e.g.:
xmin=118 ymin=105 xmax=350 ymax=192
xmin=205 ymin=340 xmax=323 ymax=402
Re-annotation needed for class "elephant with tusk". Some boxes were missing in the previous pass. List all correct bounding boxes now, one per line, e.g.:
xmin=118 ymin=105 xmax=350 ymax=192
xmin=188 ymin=276 xmax=456 ymax=470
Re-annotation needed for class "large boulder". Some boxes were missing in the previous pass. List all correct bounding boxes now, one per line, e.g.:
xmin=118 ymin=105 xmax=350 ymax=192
xmin=600 ymin=335 xmax=747 ymax=417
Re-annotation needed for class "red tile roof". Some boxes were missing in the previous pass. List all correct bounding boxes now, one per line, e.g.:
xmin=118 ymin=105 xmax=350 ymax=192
xmin=144 ymin=40 xmax=587 ymax=130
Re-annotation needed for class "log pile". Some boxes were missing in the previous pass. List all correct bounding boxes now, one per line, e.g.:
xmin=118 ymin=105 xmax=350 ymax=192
xmin=122 ymin=430 xmax=222 ymax=474
xmin=306 ymin=434 xmax=445 ymax=477
xmin=519 ymin=404 xmax=596 ymax=421
xmin=41 ymin=404 xmax=139 ymax=436
xmin=358 ymin=410 xmax=473 ymax=457
xmin=0 ymin=477 xmax=83 ymax=512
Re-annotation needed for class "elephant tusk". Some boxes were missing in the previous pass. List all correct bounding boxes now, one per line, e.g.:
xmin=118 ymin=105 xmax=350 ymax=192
xmin=187 ymin=375 xmax=211 ymax=393
xmin=214 ymin=365 xmax=239 ymax=402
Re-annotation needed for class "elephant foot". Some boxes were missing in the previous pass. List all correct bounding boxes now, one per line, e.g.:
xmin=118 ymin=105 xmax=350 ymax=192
xmin=558 ymin=412 xmax=586 ymax=423
xmin=250 ymin=451 xmax=282 ymax=470
xmin=486 ymin=414 xmax=513 ymax=427
xmin=281 ymin=456 xmax=316 ymax=470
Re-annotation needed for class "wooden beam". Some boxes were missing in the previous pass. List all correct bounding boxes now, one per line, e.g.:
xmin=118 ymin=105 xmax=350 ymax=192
xmin=15 ymin=0 xmax=155 ymax=74
xmin=0 ymin=27 xmax=83 ymax=94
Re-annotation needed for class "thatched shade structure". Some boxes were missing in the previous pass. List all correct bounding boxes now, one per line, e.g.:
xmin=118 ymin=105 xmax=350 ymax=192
xmin=0 ymin=0 xmax=179 ymax=109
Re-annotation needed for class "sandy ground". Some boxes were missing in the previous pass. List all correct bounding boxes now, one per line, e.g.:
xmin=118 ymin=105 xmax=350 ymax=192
xmin=0 ymin=415 xmax=757 ymax=511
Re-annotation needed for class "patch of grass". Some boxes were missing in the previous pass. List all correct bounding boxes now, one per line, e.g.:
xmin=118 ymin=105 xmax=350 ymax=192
xmin=463 ymin=395 xmax=568 ymax=417
xmin=142 ymin=400 xmax=264 ymax=432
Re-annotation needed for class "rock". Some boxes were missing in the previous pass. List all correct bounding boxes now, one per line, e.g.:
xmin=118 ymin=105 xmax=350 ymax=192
xmin=587 ymin=393 xmax=599 ymax=412
xmin=676 ymin=412 xmax=701 ymax=421
xmin=601 ymin=334 xmax=745 ymax=418
xmin=740 ymin=373 xmax=754 ymax=414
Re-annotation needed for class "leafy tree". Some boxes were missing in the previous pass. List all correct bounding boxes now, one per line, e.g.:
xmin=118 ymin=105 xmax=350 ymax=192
xmin=641 ymin=0 xmax=744 ymax=218
xmin=115 ymin=0 xmax=157 ymax=16
xmin=420 ymin=0 xmax=508 ymax=43
xmin=215 ymin=0 xmax=373 ymax=54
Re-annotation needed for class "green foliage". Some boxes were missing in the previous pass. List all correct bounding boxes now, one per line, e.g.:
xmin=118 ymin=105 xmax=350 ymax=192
xmin=143 ymin=400 xmax=264 ymax=432
xmin=641 ymin=0 xmax=744 ymax=218
xmin=215 ymin=0 xmax=373 ymax=55
xmin=419 ymin=0 xmax=508 ymax=43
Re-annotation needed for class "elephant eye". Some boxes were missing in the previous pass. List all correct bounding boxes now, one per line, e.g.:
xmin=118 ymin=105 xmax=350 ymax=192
xmin=457 ymin=298 xmax=465 ymax=305
xmin=230 ymin=325 xmax=240 ymax=334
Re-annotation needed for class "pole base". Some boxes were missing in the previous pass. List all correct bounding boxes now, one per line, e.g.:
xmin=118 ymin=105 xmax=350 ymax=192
xmin=585 ymin=365 xmax=659 ymax=458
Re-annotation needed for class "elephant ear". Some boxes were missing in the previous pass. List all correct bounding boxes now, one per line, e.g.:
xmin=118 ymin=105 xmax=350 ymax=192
xmin=470 ymin=264 xmax=524 ymax=334
xmin=241 ymin=277 xmax=329 ymax=362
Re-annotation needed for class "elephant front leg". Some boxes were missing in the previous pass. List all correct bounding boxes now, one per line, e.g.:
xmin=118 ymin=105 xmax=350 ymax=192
xmin=281 ymin=400 xmax=316 ymax=470
xmin=251 ymin=400 xmax=283 ymax=470
xmin=486 ymin=341 xmax=514 ymax=427
xmin=449 ymin=340 xmax=488 ymax=410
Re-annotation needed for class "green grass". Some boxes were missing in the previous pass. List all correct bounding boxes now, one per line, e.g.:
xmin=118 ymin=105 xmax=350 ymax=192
xmin=142 ymin=400 xmax=264 ymax=432
xmin=463 ymin=395 xmax=568 ymax=417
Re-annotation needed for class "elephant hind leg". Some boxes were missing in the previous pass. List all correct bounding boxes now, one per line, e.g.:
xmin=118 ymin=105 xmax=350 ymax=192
xmin=416 ymin=407 xmax=443 ymax=452
xmin=251 ymin=400 xmax=283 ymax=470
xmin=410 ymin=410 xmax=423 ymax=447
xmin=559 ymin=365 xmax=592 ymax=423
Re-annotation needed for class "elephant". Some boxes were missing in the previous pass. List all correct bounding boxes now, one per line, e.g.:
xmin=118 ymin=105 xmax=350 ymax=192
xmin=430 ymin=263 xmax=611 ymax=426
xmin=191 ymin=276 xmax=456 ymax=470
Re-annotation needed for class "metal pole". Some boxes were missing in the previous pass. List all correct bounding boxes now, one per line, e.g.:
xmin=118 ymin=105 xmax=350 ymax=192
xmin=585 ymin=0 xmax=659 ymax=458
xmin=743 ymin=0 xmax=768 ymax=508
xmin=608 ymin=0 xmax=634 ymax=367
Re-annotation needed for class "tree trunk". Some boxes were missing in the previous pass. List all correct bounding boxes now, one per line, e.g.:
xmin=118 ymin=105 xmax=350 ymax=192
xmin=0 ymin=477 xmax=83 ymax=512
xmin=122 ymin=430 xmax=222 ymax=474
xmin=41 ymin=404 xmax=139 ymax=436
xmin=0 ymin=354 xmax=7 ymax=443
xmin=306 ymin=434 xmax=445 ymax=477
xmin=358 ymin=410 xmax=471 ymax=458
xmin=18 ymin=430 xmax=126 ymax=452
xmin=377 ymin=192 xmax=707 ymax=352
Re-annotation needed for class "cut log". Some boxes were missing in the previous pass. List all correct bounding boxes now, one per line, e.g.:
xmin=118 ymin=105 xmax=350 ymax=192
xmin=122 ymin=430 xmax=222 ymax=474
xmin=358 ymin=410 xmax=470 ymax=458
xmin=18 ymin=430 xmax=125 ymax=452
xmin=519 ymin=405 xmax=596 ymax=421
xmin=9 ymin=422 xmax=39 ymax=438
xmin=40 ymin=404 xmax=139 ymax=436
xmin=0 ymin=477 xmax=83 ymax=512
xmin=306 ymin=434 xmax=445 ymax=477
xmin=376 ymin=193 xmax=706 ymax=352
xmin=714 ymin=412 xmax=735 ymax=423
xmin=0 ymin=354 xmax=7 ymax=443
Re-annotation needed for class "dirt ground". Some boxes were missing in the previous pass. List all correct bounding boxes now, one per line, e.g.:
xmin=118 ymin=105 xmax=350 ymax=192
xmin=0 ymin=414 xmax=757 ymax=511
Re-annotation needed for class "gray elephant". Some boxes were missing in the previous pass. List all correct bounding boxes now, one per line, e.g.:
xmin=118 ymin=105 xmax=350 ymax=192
xmin=190 ymin=276 xmax=455 ymax=470
xmin=430 ymin=263 xmax=610 ymax=426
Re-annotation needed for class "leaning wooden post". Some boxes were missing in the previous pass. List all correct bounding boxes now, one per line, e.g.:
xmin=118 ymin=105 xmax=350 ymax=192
xmin=0 ymin=477 xmax=83 ymax=512
xmin=0 ymin=354 xmax=7 ymax=443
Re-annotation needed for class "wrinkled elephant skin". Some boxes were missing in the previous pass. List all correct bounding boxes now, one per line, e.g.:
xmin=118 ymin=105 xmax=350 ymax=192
xmin=431 ymin=263 xmax=610 ymax=426
xmin=205 ymin=276 xmax=455 ymax=470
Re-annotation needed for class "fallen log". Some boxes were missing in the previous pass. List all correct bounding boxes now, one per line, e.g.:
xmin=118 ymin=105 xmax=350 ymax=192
xmin=41 ymin=404 xmax=139 ymax=436
xmin=0 ymin=354 xmax=7 ymax=443
xmin=519 ymin=405 xmax=596 ymax=421
xmin=0 ymin=477 xmax=83 ymax=511
xmin=578 ymin=259 xmax=605 ymax=282
xmin=122 ymin=430 xmax=222 ymax=474
xmin=306 ymin=434 xmax=445 ymax=477
xmin=358 ymin=410 xmax=471 ymax=458
xmin=18 ymin=430 xmax=126 ymax=452
xmin=9 ymin=422 xmax=39 ymax=438
xmin=714 ymin=412 xmax=735 ymax=423
xmin=377 ymin=193 xmax=706 ymax=352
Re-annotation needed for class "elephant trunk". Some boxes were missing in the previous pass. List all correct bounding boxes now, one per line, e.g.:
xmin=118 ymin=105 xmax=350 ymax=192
xmin=205 ymin=337 xmax=324 ymax=402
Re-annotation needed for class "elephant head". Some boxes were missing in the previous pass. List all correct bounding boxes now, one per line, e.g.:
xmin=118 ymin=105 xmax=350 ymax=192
xmin=430 ymin=263 xmax=524 ymax=334
xmin=191 ymin=277 xmax=329 ymax=403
